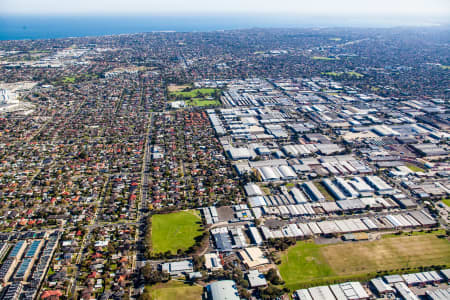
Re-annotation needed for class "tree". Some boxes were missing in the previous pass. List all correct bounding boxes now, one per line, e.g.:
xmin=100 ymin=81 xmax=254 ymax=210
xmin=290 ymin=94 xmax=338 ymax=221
xmin=239 ymin=287 xmax=251 ymax=299
xmin=240 ymin=279 xmax=249 ymax=289
xmin=141 ymin=265 xmax=170 ymax=284
xmin=259 ymin=284 xmax=284 ymax=299
xmin=266 ymin=268 xmax=283 ymax=285
xmin=192 ymin=255 xmax=205 ymax=271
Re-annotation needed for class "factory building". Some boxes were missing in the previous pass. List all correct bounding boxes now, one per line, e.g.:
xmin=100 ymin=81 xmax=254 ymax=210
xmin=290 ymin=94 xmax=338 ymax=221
xmin=302 ymin=182 xmax=326 ymax=202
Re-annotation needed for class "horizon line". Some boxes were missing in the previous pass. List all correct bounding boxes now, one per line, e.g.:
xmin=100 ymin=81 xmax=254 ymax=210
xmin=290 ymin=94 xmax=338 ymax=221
xmin=1 ymin=12 xmax=450 ymax=18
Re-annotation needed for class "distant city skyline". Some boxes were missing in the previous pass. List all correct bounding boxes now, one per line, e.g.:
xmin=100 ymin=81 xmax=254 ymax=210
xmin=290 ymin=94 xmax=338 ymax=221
xmin=2 ymin=0 xmax=449 ymax=18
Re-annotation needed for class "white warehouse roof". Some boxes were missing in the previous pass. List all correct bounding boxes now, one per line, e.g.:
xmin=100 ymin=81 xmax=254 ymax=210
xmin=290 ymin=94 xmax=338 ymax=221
xmin=259 ymin=166 xmax=280 ymax=181
xmin=278 ymin=165 xmax=297 ymax=179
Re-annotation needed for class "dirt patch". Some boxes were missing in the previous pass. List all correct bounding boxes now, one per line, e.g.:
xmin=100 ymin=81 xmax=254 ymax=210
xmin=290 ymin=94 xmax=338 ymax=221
xmin=168 ymin=84 xmax=190 ymax=92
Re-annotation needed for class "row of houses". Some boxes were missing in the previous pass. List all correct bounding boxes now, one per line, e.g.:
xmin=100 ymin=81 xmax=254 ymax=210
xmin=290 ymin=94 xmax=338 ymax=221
xmin=0 ymin=241 xmax=27 ymax=284
xmin=0 ymin=231 xmax=60 ymax=300
xmin=1 ymin=282 xmax=23 ymax=300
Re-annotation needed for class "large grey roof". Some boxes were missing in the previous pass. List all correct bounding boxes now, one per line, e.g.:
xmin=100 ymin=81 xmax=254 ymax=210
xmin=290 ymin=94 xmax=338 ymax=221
xmin=207 ymin=280 xmax=240 ymax=300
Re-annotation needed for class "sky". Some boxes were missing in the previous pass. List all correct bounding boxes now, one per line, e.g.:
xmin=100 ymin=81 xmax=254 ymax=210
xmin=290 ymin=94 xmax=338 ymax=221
xmin=1 ymin=0 xmax=449 ymax=17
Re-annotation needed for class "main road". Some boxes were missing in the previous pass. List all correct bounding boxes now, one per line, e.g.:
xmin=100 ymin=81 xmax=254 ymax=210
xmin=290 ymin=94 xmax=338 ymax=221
xmin=130 ymin=112 xmax=155 ymax=298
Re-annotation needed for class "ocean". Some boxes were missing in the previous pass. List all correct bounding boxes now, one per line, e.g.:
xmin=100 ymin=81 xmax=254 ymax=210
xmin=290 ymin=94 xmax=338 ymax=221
xmin=0 ymin=15 xmax=303 ymax=40
xmin=0 ymin=15 xmax=446 ymax=40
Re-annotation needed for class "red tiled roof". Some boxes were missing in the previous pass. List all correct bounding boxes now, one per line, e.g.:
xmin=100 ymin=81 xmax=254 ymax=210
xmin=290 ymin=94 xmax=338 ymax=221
xmin=41 ymin=290 xmax=62 ymax=299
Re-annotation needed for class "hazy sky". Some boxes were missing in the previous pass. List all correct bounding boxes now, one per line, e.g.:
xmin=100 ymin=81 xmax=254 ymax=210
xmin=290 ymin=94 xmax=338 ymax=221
xmin=2 ymin=0 xmax=449 ymax=16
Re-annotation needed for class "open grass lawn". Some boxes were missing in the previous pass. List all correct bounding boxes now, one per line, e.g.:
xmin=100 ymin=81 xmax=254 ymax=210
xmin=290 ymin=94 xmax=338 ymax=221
xmin=404 ymin=163 xmax=425 ymax=172
xmin=186 ymin=98 xmax=221 ymax=107
xmin=169 ymin=88 xmax=221 ymax=107
xmin=62 ymin=76 xmax=76 ymax=83
xmin=381 ymin=229 xmax=446 ymax=239
xmin=313 ymin=182 xmax=335 ymax=201
xmin=151 ymin=210 xmax=203 ymax=254
xmin=346 ymin=71 xmax=364 ymax=78
xmin=323 ymin=71 xmax=342 ymax=76
xmin=442 ymin=198 xmax=450 ymax=207
xmin=312 ymin=56 xmax=338 ymax=61
xmin=322 ymin=71 xmax=363 ymax=78
xmin=59 ymin=74 xmax=98 ymax=85
xmin=322 ymin=235 xmax=449 ymax=274
xmin=285 ymin=183 xmax=296 ymax=190
xmin=145 ymin=281 xmax=203 ymax=300
xmin=170 ymin=88 xmax=218 ymax=98
xmin=279 ymin=235 xmax=450 ymax=290
xmin=278 ymin=241 xmax=334 ymax=288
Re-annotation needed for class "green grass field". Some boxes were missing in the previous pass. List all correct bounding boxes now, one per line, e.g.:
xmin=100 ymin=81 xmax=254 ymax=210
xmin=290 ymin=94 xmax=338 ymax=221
xmin=144 ymin=281 xmax=203 ymax=300
xmin=346 ymin=71 xmax=364 ymax=78
xmin=381 ymin=229 xmax=446 ymax=239
xmin=186 ymin=98 xmax=221 ymax=107
xmin=279 ymin=235 xmax=450 ymax=290
xmin=404 ymin=163 xmax=425 ymax=172
xmin=59 ymin=74 xmax=98 ymax=85
xmin=323 ymin=72 xmax=342 ymax=76
xmin=312 ymin=56 xmax=338 ymax=61
xmin=285 ymin=183 xmax=296 ymax=189
xmin=62 ymin=76 xmax=76 ymax=83
xmin=29 ymin=50 xmax=51 ymax=53
xmin=278 ymin=241 xmax=334 ymax=288
xmin=151 ymin=210 xmax=203 ymax=254
xmin=322 ymin=71 xmax=363 ymax=78
xmin=170 ymin=88 xmax=217 ymax=98
xmin=442 ymin=198 xmax=450 ymax=207
xmin=169 ymin=88 xmax=221 ymax=107
xmin=313 ymin=182 xmax=335 ymax=201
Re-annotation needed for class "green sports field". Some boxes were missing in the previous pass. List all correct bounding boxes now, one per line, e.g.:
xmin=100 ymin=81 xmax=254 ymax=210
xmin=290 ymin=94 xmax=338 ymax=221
xmin=144 ymin=281 xmax=203 ymax=300
xmin=278 ymin=241 xmax=334 ymax=287
xmin=151 ymin=210 xmax=203 ymax=254
xmin=186 ymin=98 xmax=221 ymax=107
xmin=278 ymin=234 xmax=450 ymax=290
xmin=168 ymin=88 xmax=221 ymax=107
xmin=170 ymin=88 xmax=217 ymax=98
xmin=322 ymin=71 xmax=364 ymax=78
xmin=312 ymin=56 xmax=338 ymax=61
